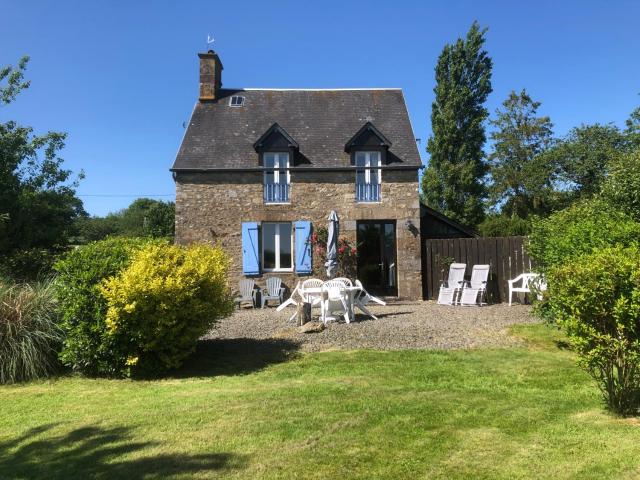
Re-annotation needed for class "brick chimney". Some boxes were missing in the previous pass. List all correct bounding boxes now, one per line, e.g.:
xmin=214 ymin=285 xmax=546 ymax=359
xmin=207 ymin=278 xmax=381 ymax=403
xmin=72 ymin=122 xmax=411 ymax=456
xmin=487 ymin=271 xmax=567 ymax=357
xmin=198 ymin=50 xmax=223 ymax=101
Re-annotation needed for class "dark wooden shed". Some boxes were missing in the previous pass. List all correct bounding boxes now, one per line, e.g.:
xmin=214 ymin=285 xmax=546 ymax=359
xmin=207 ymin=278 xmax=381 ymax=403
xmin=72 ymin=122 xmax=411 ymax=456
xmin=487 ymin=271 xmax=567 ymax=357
xmin=420 ymin=203 xmax=477 ymax=239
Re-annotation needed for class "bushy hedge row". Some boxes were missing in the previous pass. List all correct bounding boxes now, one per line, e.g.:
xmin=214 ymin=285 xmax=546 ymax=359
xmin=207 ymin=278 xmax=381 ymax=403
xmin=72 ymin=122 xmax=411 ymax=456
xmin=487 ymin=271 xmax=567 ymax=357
xmin=545 ymin=246 xmax=640 ymax=415
xmin=54 ymin=237 xmax=156 ymax=376
xmin=54 ymin=238 xmax=233 ymax=377
xmin=528 ymin=199 xmax=640 ymax=272
xmin=529 ymin=192 xmax=640 ymax=415
xmin=100 ymin=243 xmax=233 ymax=376
xmin=0 ymin=248 xmax=60 ymax=282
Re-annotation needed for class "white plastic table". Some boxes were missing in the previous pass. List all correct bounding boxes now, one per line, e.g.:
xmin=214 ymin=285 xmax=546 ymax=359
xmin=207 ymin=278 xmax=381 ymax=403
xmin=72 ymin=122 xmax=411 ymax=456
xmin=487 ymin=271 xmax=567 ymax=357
xmin=301 ymin=285 xmax=362 ymax=323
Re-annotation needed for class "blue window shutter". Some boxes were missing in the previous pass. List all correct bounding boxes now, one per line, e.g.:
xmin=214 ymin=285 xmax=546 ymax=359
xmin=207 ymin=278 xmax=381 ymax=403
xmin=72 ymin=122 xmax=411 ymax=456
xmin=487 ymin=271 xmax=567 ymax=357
xmin=241 ymin=222 xmax=260 ymax=275
xmin=295 ymin=220 xmax=312 ymax=274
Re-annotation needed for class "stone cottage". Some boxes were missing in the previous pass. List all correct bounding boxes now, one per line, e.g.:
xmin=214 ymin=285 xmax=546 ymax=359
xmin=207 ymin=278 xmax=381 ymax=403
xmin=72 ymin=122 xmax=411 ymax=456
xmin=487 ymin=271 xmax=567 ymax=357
xmin=171 ymin=50 xmax=424 ymax=300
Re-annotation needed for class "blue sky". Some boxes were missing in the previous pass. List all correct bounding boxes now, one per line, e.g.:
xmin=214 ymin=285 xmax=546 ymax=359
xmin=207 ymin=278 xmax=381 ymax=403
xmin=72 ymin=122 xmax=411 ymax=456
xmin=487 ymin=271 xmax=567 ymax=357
xmin=2 ymin=0 xmax=639 ymax=216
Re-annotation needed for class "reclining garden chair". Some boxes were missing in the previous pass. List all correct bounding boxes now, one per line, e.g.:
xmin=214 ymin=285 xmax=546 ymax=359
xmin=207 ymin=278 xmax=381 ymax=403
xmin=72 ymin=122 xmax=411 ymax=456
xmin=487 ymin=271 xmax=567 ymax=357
xmin=235 ymin=279 xmax=257 ymax=309
xmin=261 ymin=277 xmax=285 ymax=308
xmin=459 ymin=264 xmax=490 ymax=306
xmin=437 ymin=263 xmax=466 ymax=305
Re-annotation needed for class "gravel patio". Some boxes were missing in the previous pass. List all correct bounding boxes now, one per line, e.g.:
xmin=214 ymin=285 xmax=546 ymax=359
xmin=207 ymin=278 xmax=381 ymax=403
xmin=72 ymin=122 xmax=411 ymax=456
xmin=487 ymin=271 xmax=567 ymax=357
xmin=204 ymin=302 xmax=539 ymax=352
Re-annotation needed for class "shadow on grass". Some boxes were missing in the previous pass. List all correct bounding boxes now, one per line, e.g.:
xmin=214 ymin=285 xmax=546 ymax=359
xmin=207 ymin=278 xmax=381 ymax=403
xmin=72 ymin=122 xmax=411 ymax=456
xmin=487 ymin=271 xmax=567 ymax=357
xmin=173 ymin=337 xmax=301 ymax=378
xmin=0 ymin=423 xmax=247 ymax=480
xmin=554 ymin=340 xmax=572 ymax=350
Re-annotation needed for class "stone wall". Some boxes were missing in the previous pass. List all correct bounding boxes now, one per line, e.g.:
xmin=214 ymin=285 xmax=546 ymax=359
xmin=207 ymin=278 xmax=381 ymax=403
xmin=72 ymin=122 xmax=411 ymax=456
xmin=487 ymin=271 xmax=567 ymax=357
xmin=175 ymin=169 xmax=422 ymax=300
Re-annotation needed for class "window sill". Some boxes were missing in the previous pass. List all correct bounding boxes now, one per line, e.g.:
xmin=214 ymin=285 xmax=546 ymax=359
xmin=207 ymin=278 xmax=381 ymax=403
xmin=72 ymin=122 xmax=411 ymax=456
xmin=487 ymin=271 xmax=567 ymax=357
xmin=264 ymin=202 xmax=291 ymax=205
xmin=263 ymin=269 xmax=294 ymax=273
xmin=355 ymin=200 xmax=383 ymax=204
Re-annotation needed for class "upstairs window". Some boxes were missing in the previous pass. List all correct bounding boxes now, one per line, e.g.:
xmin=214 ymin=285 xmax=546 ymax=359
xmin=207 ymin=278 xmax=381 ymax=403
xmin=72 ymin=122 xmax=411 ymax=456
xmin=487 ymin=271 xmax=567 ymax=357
xmin=355 ymin=151 xmax=381 ymax=202
xmin=264 ymin=152 xmax=290 ymax=203
xmin=229 ymin=95 xmax=245 ymax=107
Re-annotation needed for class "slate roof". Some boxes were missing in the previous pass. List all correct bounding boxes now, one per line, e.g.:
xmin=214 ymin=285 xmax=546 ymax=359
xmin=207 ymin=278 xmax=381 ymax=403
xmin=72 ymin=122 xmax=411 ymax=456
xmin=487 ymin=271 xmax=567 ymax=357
xmin=172 ymin=88 xmax=423 ymax=171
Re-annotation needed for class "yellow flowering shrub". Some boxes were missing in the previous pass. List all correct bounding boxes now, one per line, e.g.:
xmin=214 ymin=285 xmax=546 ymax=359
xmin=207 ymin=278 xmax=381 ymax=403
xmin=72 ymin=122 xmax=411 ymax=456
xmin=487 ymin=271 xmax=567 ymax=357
xmin=100 ymin=243 xmax=233 ymax=376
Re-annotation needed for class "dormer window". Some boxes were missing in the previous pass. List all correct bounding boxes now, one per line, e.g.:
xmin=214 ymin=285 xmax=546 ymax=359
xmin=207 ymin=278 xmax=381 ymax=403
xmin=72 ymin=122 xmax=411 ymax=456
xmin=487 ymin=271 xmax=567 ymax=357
xmin=229 ymin=95 xmax=245 ymax=107
xmin=254 ymin=123 xmax=298 ymax=204
xmin=355 ymin=152 xmax=381 ymax=202
xmin=345 ymin=122 xmax=391 ymax=203
xmin=264 ymin=152 xmax=290 ymax=203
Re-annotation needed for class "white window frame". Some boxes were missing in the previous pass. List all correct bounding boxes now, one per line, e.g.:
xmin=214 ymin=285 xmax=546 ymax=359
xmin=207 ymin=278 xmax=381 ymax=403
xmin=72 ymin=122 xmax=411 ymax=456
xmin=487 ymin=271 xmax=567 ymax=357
xmin=262 ymin=222 xmax=294 ymax=272
xmin=229 ymin=95 xmax=245 ymax=107
xmin=263 ymin=152 xmax=290 ymax=186
xmin=355 ymin=151 xmax=382 ymax=185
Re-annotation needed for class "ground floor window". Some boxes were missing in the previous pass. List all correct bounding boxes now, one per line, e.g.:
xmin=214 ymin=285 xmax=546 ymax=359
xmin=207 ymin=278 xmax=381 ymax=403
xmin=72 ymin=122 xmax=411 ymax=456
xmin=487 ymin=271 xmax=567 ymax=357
xmin=262 ymin=222 xmax=293 ymax=271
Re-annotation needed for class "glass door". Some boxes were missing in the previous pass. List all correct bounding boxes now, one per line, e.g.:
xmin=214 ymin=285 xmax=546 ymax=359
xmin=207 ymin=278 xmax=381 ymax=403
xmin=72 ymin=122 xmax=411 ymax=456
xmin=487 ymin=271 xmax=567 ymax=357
xmin=356 ymin=221 xmax=397 ymax=296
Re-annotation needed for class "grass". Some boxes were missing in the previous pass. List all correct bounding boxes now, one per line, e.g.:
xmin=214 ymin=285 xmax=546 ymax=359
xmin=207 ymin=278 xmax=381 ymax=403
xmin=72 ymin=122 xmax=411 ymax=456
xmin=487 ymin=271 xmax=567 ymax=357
xmin=0 ymin=280 xmax=62 ymax=384
xmin=1 ymin=324 xmax=640 ymax=479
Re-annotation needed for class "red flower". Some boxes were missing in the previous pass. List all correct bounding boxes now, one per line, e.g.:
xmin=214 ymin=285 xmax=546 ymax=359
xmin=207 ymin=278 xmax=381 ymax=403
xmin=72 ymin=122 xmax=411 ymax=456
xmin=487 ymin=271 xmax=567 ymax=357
xmin=338 ymin=246 xmax=346 ymax=254
xmin=351 ymin=247 xmax=357 ymax=255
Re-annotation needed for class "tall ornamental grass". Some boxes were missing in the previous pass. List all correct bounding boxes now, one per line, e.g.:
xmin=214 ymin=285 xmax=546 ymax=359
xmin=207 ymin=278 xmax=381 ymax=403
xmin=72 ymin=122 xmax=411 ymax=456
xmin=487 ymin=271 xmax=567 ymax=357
xmin=0 ymin=280 xmax=62 ymax=383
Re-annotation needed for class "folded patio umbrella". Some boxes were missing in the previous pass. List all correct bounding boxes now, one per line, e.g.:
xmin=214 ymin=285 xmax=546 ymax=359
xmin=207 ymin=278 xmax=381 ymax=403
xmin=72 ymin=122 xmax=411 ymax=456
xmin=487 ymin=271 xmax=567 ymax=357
xmin=325 ymin=210 xmax=339 ymax=278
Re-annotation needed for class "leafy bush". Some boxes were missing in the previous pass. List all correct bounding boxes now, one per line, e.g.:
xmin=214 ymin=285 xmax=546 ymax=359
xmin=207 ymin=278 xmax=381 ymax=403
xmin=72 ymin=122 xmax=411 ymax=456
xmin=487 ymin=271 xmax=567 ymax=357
xmin=54 ymin=237 xmax=159 ymax=376
xmin=0 ymin=280 xmax=62 ymax=383
xmin=478 ymin=214 xmax=532 ymax=237
xmin=546 ymin=246 xmax=640 ymax=415
xmin=528 ymin=199 xmax=640 ymax=272
xmin=601 ymin=149 xmax=640 ymax=222
xmin=0 ymin=248 xmax=59 ymax=282
xmin=100 ymin=243 xmax=233 ymax=376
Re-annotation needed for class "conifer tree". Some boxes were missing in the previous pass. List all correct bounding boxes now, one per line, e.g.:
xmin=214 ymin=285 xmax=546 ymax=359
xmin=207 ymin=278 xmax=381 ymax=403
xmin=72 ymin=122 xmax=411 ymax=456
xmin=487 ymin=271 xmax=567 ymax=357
xmin=421 ymin=22 xmax=492 ymax=227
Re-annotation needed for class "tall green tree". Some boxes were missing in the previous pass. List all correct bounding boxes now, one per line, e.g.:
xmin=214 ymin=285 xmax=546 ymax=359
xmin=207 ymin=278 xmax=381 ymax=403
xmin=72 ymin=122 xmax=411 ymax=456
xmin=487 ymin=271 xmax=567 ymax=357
xmin=601 ymin=149 xmax=640 ymax=221
xmin=487 ymin=89 xmax=556 ymax=218
xmin=543 ymin=123 xmax=627 ymax=199
xmin=421 ymin=21 xmax=493 ymax=227
xmin=118 ymin=198 xmax=175 ymax=238
xmin=625 ymin=104 xmax=640 ymax=149
xmin=0 ymin=56 xmax=84 ymax=257
xmin=74 ymin=198 xmax=175 ymax=243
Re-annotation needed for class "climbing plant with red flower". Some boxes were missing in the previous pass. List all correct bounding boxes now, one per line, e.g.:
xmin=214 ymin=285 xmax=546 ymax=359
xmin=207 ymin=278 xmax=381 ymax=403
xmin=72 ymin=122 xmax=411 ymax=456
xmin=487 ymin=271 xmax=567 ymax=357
xmin=309 ymin=226 xmax=358 ymax=279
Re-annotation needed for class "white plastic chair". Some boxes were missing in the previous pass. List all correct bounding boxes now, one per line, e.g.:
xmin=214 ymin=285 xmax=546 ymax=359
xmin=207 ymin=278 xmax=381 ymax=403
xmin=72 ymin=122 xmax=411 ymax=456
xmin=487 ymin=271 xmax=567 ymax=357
xmin=508 ymin=273 xmax=545 ymax=305
xmin=276 ymin=281 xmax=301 ymax=321
xmin=459 ymin=265 xmax=490 ymax=306
xmin=437 ymin=263 xmax=466 ymax=305
xmin=301 ymin=278 xmax=324 ymax=307
xmin=333 ymin=277 xmax=353 ymax=287
xmin=321 ymin=280 xmax=350 ymax=324
xmin=235 ymin=279 xmax=257 ymax=309
xmin=261 ymin=277 xmax=285 ymax=308
xmin=353 ymin=279 xmax=386 ymax=320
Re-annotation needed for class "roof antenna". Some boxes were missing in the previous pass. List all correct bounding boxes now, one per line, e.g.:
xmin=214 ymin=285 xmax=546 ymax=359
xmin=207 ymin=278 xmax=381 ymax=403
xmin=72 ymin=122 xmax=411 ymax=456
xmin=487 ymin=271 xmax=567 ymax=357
xmin=207 ymin=34 xmax=215 ymax=51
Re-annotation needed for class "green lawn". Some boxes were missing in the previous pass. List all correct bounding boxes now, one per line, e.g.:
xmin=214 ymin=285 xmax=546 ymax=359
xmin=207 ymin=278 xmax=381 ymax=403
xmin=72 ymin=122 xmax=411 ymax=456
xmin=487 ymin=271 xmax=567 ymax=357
xmin=1 ymin=324 xmax=639 ymax=479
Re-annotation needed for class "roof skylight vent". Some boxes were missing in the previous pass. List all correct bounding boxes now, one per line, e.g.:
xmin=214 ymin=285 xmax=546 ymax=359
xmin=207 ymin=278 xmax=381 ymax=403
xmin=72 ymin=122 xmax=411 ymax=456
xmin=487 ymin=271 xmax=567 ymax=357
xmin=229 ymin=95 xmax=245 ymax=107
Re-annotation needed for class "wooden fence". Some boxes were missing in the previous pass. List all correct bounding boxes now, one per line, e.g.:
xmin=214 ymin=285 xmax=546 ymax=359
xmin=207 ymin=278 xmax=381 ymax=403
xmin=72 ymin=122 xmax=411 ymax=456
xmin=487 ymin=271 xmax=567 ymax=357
xmin=422 ymin=236 xmax=533 ymax=303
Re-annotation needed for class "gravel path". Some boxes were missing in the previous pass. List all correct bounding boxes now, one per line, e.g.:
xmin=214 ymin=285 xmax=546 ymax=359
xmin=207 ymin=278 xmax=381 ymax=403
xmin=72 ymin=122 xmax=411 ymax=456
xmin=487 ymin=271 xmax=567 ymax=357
xmin=204 ymin=302 xmax=539 ymax=352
